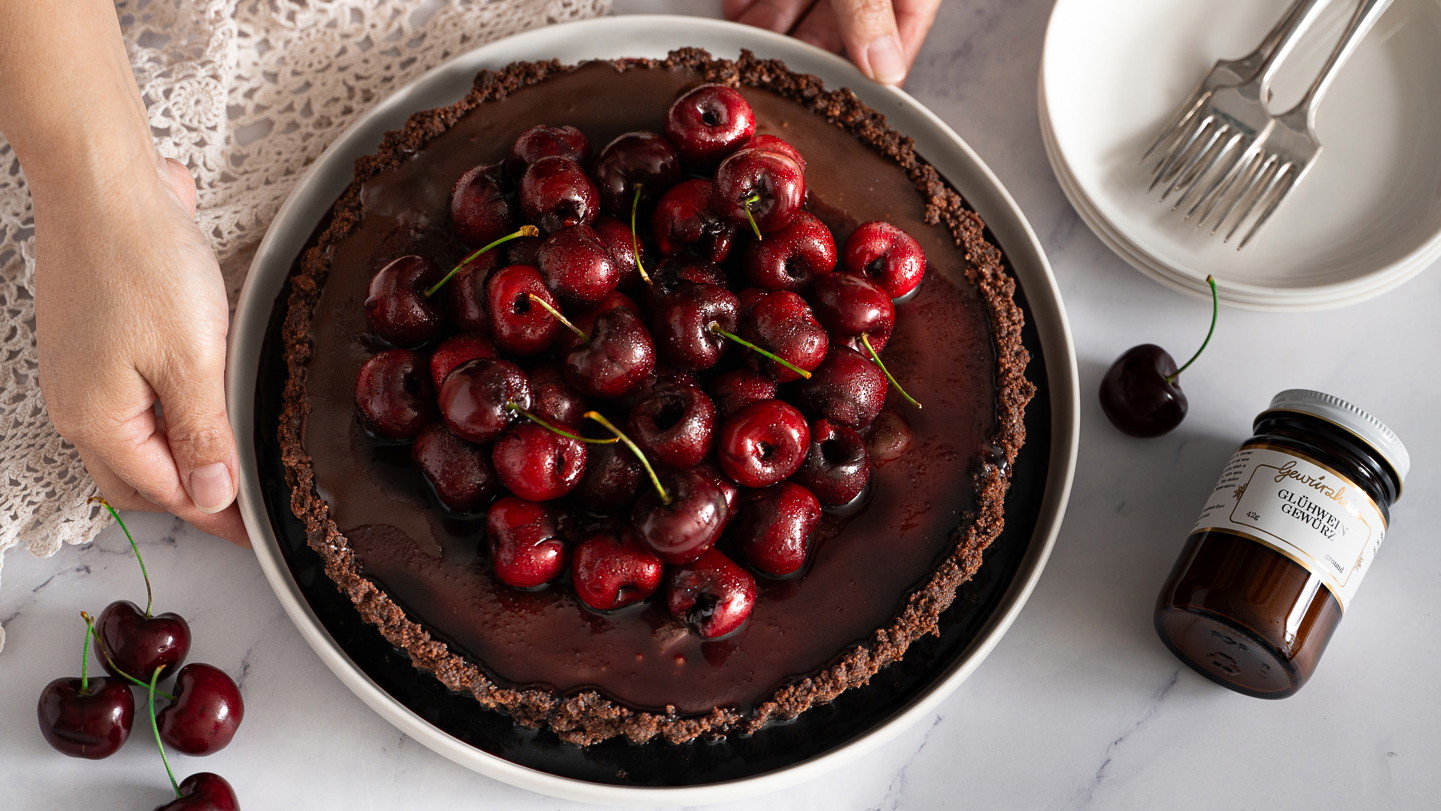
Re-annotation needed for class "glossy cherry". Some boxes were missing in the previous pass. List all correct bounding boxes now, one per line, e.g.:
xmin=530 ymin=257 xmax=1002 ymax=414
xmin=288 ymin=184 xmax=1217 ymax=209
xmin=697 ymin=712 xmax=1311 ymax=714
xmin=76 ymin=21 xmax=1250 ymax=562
xmin=575 ymin=439 xmax=645 ymax=513
xmin=442 ymin=249 xmax=502 ymax=334
xmin=411 ymin=422 xmax=499 ymax=514
xmin=1099 ymin=276 xmax=1217 ymax=437
xmin=562 ymin=305 xmax=656 ymax=399
xmin=842 ymin=221 xmax=926 ymax=299
xmin=526 ymin=362 xmax=587 ymax=429
xmin=537 ymin=224 xmax=621 ymax=306
xmin=485 ymin=496 xmax=566 ymax=589
xmin=428 ymin=333 xmax=498 ymax=390
xmin=354 ymin=348 xmax=437 ymax=441
xmin=794 ymin=345 xmax=888 ymax=429
xmin=591 ymin=216 xmax=646 ymax=289
xmin=487 ymin=264 xmax=563 ymax=356
xmin=626 ymin=383 xmax=716 ymax=468
xmin=652 ymin=281 xmax=738 ymax=370
xmin=738 ymin=291 xmax=827 ymax=382
xmin=748 ymin=133 xmax=806 ymax=172
xmin=592 ymin=130 xmax=680 ymax=215
xmin=450 ymin=162 xmax=515 ymax=247
xmin=736 ymin=481 xmax=823 ymax=577
xmin=364 ymin=254 xmax=445 ymax=347
xmin=810 ymin=272 xmax=895 ymax=352
xmin=716 ymin=399 xmax=811 ymax=488
xmin=651 ymin=178 xmax=735 ymax=263
xmin=632 ymin=468 xmax=730 ymax=565
xmin=157 ymin=663 xmax=245 ymax=756
xmin=740 ymin=210 xmax=835 ymax=291
xmin=570 ymin=529 xmax=665 ymax=611
xmin=37 ymin=676 xmax=134 ymax=759
xmin=95 ymin=600 xmax=191 ymax=683
xmin=437 ymin=357 xmax=531 ymax=444
xmin=507 ymin=124 xmax=591 ymax=178
xmin=664 ymin=83 xmax=756 ymax=168
xmin=709 ymin=368 xmax=777 ymax=416
xmin=491 ymin=422 xmax=588 ymax=502
xmin=519 ymin=155 xmax=598 ymax=234
xmin=666 ymin=548 xmax=757 ymax=640
xmin=155 ymin=773 xmax=240 ymax=811
xmin=795 ymin=419 xmax=872 ymax=506
xmin=712 ymin=147 xmax=806 ymax=235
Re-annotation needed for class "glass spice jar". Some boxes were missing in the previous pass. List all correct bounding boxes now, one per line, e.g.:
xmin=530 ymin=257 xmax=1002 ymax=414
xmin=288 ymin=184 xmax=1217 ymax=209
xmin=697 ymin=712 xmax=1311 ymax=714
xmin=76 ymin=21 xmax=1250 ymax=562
xmin=1154 ymin=389 xmax=1408 ymax=698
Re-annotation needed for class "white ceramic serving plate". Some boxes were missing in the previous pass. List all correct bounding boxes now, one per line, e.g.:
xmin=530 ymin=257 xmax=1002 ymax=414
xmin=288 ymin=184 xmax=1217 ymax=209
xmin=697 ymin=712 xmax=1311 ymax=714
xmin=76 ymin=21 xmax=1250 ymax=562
xmin=228 ymin=15 xmax=1077 ymax=805
xmin=1041 ymin=0 xmax=1441 ymax=311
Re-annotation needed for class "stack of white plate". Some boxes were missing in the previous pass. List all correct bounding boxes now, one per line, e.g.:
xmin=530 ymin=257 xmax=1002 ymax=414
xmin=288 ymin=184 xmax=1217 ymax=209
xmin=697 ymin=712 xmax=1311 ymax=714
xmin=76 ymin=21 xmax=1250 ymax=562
xmin=1040 ymin=0 xmax=1441 ymax=311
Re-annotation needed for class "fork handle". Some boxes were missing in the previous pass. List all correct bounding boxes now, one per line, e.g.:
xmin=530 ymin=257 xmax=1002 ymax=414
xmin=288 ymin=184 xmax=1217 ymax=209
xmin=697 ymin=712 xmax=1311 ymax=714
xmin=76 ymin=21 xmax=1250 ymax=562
xmin=1292 ymin=0 xmax=1396 ymax=119
xmin=1256 ymin=0 xmax=1337 ymax=90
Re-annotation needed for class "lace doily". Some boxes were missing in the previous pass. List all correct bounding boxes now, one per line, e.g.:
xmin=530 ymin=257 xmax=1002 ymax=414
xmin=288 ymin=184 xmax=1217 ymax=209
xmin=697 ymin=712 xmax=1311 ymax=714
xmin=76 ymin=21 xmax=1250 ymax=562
xmin=0 ymin=0 xmax=611 ymax=651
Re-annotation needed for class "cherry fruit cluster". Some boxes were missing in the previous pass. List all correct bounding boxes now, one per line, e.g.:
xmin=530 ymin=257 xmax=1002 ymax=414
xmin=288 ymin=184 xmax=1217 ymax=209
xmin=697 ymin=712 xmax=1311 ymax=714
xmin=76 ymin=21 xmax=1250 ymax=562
xmin=36 ymin=502 xmax=242 ymax=810
xmin=354 ymin=83 xmax=925 ymax=640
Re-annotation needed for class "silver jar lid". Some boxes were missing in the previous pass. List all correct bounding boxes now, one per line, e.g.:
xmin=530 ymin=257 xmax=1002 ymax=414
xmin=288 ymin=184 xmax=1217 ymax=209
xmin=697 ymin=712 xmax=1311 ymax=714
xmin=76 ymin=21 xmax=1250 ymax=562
xmin=1262 ymin=389 xmax=1410 ymax=494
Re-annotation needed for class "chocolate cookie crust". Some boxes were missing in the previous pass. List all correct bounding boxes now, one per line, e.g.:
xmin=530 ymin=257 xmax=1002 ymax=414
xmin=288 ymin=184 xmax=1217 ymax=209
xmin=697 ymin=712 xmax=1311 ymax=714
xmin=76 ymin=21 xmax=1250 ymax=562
xmin=279 ymin=48 xmax=1033 ymax=745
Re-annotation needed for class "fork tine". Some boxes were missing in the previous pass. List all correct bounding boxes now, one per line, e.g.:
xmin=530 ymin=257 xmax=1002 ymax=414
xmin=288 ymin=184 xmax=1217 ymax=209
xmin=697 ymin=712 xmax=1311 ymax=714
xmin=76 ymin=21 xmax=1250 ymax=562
xmin=1172 ymin=128 xmax=1244 ymax=212
xmin=1205 ymin=152 xmax=1266 ymax=234
xmin=1223 ymin=158 xmax=1284 ymax=243
xmin=1151 ymin=116 xmax=1216 ymax=193
xmin=1184 ymin=139 xmax=1251 ymax=221
xmin=1141 ymin=93 xmax=1209 ymax=164
xmin=1162 ymin=124 xmax=1232 ymax=204
xmin=1235 ymin=165 xmax=1297 ymax=249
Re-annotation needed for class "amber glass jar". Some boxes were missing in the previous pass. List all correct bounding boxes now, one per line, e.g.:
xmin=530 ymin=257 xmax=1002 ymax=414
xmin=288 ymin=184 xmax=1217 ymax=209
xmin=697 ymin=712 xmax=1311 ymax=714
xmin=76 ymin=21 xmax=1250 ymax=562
xmin=1154 ymin=390 xmax=1408 ymax=698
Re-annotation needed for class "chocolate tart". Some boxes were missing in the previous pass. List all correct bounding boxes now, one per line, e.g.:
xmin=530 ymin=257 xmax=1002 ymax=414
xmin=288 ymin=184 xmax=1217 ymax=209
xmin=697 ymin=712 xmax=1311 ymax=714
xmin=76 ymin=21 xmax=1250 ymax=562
xmin=279 ymin=48 xmax=1033 ymax=745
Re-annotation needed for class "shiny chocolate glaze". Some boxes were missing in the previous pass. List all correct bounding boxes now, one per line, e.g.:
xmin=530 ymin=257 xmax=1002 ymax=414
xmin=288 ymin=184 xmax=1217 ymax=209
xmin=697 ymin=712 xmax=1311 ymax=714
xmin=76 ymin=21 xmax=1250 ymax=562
xmin=300 ymin=62 xmax=997 ymax=716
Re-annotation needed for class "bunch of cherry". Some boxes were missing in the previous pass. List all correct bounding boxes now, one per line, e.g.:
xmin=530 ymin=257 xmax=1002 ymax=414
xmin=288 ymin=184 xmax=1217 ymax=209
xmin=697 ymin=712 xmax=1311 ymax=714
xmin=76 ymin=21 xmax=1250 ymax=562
xmin=355 ymin=82 xmax=925 ymax=640
xmin=36 ymin=501 xmax=243 ymax=810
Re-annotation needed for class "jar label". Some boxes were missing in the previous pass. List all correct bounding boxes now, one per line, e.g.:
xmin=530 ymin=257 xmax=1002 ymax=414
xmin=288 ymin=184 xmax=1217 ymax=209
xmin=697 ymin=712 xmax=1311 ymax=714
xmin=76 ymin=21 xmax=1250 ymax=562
xmin=1191 ymin=443 xmax=1387 ymax=611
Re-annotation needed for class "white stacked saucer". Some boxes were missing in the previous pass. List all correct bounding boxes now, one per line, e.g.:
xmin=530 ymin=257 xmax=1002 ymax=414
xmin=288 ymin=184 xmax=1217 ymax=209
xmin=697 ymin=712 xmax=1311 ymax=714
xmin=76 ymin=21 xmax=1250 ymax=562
xmin=1040 ymin=0 xmax=1441 ymax=311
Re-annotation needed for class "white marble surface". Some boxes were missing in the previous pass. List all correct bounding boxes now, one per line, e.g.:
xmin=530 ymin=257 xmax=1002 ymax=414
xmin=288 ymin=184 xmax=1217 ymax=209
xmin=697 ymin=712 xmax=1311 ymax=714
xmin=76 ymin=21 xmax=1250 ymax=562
xmin=6 ymin=1 xmax=1441 ymax=808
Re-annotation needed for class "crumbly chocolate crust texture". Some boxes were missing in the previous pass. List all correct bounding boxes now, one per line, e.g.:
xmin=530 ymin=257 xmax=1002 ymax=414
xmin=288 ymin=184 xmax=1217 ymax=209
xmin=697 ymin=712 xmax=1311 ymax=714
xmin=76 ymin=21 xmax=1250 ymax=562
xmin=279 ymin=48 xmax=1035 ymax=746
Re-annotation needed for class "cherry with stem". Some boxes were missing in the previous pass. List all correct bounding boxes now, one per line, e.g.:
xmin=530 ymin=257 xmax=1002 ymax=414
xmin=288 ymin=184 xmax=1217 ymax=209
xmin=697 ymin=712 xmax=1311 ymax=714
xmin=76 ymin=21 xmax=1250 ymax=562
xmin=82 ymin=611 xmax=177 ymax=700
xmin=630 ymin=184 xmax=653 ymax=285
xmin=505 ymin=400 xmax=618 ymax=445
xmin=706 ymin=321 xmax=811 ymax=379
xmin=859 ymin=333 xmax=922 ymax=409
xmin=1099 ymin=275 xmax=1218 ymax=437
xmin=526 ymin=293 xmax=589 ymax=342
xmin=584 ymin=410 xmax=669 ymax=504
xmin=422 ymin=225 xmax=540 ymax=297
xmin=92 ymin=497 xmax=151 ymax=615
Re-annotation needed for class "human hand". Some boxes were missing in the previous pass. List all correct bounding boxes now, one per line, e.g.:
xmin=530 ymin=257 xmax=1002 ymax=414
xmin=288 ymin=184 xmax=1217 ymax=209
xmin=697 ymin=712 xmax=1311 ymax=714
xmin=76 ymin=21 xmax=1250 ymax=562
xmin=723 ymin=0 xmax=942 ymax=86
xmin=33 ymin=155 xmax=249 ymax=547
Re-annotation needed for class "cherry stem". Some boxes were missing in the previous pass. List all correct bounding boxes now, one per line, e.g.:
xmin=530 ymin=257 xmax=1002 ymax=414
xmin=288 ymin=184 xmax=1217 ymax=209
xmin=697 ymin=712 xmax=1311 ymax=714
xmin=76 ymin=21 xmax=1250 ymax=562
xmin=423 ymin=225 xmax=540 ymax=297
xmin=860 ymin=333 xmax=923 ymax=409
xmin=91 ymin=497 xmax=152 ymax=617
xmin=82 ymin=611 xmax=179 ymax=699
xmin=148 ymin=665 xmax=181 ymax=799
xmin=584 ymin=411 xmax=670 ymax=505
xmin=526 ymin=293 xmax=588 ymax=342
xmin=742 ymin=192 xmax=763 ymax=240
xmin=78 ymin=611 xmax=93 ymax=694
xmin=631 ymin=183 xmax=653 ymax=285
xmin=1169 ymin=274 xmax=1218 ymax=381
xmin=506 ymin=401 xmax=618 ymax=444
xmin=707 ymin=321 xmax=811 ymax=379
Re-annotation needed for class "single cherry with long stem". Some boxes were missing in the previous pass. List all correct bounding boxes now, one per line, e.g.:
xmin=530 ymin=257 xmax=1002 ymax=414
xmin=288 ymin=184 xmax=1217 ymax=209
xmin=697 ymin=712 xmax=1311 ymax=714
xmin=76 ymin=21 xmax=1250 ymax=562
xmin=91 ymin=499 xmax=192 ymax=683
xmin=1100 ymin=275 xmax=1218 ymax=437
xmin=36 ymin=615 xmax=135 ymax=759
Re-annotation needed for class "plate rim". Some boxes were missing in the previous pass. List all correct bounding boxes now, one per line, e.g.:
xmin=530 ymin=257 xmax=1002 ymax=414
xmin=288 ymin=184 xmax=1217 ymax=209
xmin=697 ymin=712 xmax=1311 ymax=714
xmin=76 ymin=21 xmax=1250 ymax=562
xmin=227 ymin=14 xmax=1078 ymax=805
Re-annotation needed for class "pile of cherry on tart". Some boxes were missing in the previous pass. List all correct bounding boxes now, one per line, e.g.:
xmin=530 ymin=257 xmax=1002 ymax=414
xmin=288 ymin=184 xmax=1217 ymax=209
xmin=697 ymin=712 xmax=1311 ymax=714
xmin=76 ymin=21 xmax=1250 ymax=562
xmin=354 ymin=83 xmax=925 ymax=640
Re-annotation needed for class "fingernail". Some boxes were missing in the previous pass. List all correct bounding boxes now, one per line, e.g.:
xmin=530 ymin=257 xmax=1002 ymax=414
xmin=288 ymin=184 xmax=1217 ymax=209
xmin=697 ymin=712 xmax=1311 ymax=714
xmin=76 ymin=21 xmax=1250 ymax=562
xmin=866 ymin=35 xmax=907 ymax=86
xmin=190 ymin=463 xmax=234 ymax=514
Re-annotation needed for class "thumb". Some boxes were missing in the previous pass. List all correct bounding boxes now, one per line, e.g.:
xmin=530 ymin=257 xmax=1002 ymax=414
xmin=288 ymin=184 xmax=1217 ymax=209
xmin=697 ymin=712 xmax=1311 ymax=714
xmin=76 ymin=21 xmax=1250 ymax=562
xmin=154 ymin=363 xmax=239 ymax=515
xmin=829 ymin=0 xmax=908 ymax=85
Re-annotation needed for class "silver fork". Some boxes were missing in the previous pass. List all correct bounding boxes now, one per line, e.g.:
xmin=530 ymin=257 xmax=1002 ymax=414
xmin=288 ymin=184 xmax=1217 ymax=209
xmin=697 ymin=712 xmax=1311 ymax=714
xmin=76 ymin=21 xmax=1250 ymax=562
xmin=1145 ymin=0 xmax=1333 ymax=206
xmin=1202 ymin=0 xmax=1396 ymax=249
